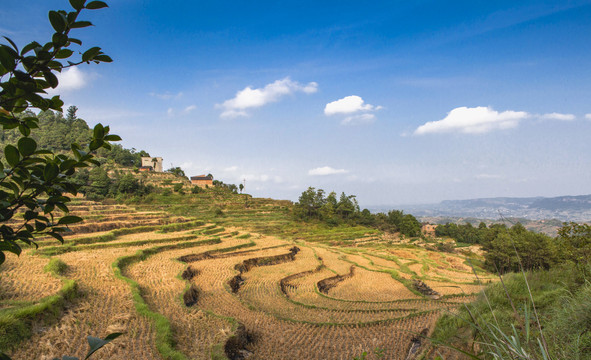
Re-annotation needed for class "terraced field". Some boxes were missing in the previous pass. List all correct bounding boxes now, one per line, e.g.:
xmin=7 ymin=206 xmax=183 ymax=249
xmin=0 ymin=196 xmax=492 ymax=359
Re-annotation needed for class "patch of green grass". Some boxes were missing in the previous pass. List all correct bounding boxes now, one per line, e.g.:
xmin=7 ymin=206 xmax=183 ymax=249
xmin=43 ymin=258 xmax=68 ymax=275
xmin=36 ymin=234 xmax=202 ymax=256
xmin=157 ymin=220 xmax=206 ymax=233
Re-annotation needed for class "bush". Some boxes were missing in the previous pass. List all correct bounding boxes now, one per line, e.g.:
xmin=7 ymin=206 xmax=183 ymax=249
xmin=44 ymin=258 xmax=68 ymax=275
xmin=173 ymin=183 xmax=184 ymax=192
xmin=482 ymin=224 xmax=559 ymax=273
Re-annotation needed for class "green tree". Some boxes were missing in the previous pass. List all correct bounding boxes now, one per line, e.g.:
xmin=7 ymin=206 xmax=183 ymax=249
xmin=239 ymin=183 xmax=244 ymax=193
xmin=293 ymin=187 xmax=326 ymax=220
xmin=65 ymin=105 xmax=78 ymax=122
xmin=0 ymin=0 xmax=117 ymax=264
xmin=166 ymin=166 xmax=186 ymax=178
xmin=557 ymin=222 xmax=591 ymax=265
xmin=398 ymin=214 xmax=421 ymax=237
xmin=117 ymin=173 xmax=139 ymax=194
xmin=482 ymin=225 xmax=558 ymax=273
xmin=336 ymin=192 xmax=359 ymax=220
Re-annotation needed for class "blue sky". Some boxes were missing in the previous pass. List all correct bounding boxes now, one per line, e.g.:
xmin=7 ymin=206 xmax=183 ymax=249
xmin=2 ymin=0 xmax=591 ymax=206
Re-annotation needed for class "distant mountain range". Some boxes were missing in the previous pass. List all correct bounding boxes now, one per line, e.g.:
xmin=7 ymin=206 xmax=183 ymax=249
xmin=371 ymin=194 xmax=591 ymax=222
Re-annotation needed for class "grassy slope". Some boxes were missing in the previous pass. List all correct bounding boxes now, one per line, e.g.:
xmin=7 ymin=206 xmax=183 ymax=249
xmin=130 ymin=191 xmax=381 ymax=246
xmin=431 ymin=264 xmax=591 ymax=359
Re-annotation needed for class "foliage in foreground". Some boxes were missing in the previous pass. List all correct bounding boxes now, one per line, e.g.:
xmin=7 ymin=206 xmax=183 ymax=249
xmin=432 ymin=263 xmax=591 ymax=359
xmin=0 ymin=0 xmax=119 ymax=264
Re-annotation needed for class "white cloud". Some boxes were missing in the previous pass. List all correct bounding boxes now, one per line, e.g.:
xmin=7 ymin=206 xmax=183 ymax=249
xmin=324 ymin=95 xmax=380 ymax=115
xmin=224 ymin=166 xmax=239 ymax=172
xmin=540 ymin=112 xmax=575 ymax=121
xmin=341 ymin=113 xmax=375 ymax=126
xmin=218 ymin=77 xmax=318 ymax=118
xmin=167 ymin=108 xmax=174 ymax=117
xmin=414 ymin=106 xmax=529 ymax=135
xmin=184 ymin=105 xmax=197 ymax=113
xmin=475 ymin=173 xmax=504 ymax=180
xmin=308 ymin=166 xmax=349 ymax=176
xmin=149 ymin=91 xmax=183 ymax=100
xmin=53 ymin=67 xmax=87 ymax=92
xmin=239 ymin=173 xmax=284 ymax=184
xmin=586 ymin=114 xmax=591 ymax=120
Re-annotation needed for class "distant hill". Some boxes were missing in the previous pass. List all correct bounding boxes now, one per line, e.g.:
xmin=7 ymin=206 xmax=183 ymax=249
xmin=371 ymin=194 xmax=591 ymax=222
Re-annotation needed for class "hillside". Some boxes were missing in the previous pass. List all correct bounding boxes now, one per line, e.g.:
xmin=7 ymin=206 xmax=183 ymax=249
xmin=1 ymin=189 xmax=492 ymax=360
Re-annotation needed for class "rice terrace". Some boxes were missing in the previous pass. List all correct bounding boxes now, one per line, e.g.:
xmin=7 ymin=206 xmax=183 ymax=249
xmin=2 ymin=0 xmax=591 ymax=359
xmin=0 ymin=190 xmax=494 ymax=359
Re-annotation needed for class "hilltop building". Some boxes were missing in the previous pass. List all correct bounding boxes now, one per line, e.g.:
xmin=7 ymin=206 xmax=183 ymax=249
xmin=191 ymin=174 xmax=213 ymax=188
xmin=140 ymin=157 xmax=163 ymax=172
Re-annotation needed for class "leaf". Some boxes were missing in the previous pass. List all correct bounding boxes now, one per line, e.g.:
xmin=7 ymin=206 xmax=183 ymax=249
xmin=93 ymin=54 xmax=113 ymax=63
xmin=58 ymin=215 xmax=83 ymax=225
xmin=86 ymin=1 xmax=108 ymax=9
xmin=3 ymin=36 xmax=18 ymax=52
xmin=69 ymin=0 xmax=85 ymax=11
xmin=44 ymin=162 xmax=59 ymax=181
xmin=82 ymin=46 xmax=101 ymax=62
xmin=68 ymin=38 xmax=83 ymax=46
xmin=71 ymin=21 xmax=93 ymax=29
xmin=18 ymin=124 xmax=31 ymax=137
xmin=88 ymin=139 xmax=102 ymax=151
xmin=60 ymin=159 xmax=78 ymax=171
xmin=84 ymin=333 xmax=122 ymax=360
xmin=55 ymin=49 xmax=74 ymax=59
xmin=0 ymin=46 xmax=16 ymax=71
xmin=103 ymin=134 xmax=122 ymax=141
xmin=44 ymin=71 xmax=59 ymax=88
xmin=93 ymin=123 xmax=104 ymax=139
xmin=17 ymin=137 xmax=37 ymax=156
xmin=4 ymin=145 xmax=20 ymax=166
xmin=52 ymin=33 xmax=69 ymax=48
xmin=21 ymin=41 xmax=41 ymax=55
xmin=56 ymin=202 xmax=69 ymax=213
xmin=48 ymin=11 xmax=67 ymax=33
xmin=47 ymin=231 xmax=64 ymax=243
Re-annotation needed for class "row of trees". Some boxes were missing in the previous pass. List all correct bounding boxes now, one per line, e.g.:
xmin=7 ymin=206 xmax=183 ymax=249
xmin=437 ymin=221 xmax=591 ymax=273
xmin=71 ymin=168 xmax=154 ymax=200
xmin=435 ymin=221 xmax=494 ymax=244
xmin=293 ymin=187 xmax=422 ymax=237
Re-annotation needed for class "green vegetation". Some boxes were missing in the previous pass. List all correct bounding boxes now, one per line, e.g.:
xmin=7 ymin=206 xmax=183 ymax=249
xmin=293 ymin=187 xmax=421 ymax=237
xmin=43 ymin=257 xmax=68 ymax=275
xmin=1 ymin=108 xmax=149 ymax=168
xmin=432 ymin=263 xmax=591 ymax=359
xmin=0 ymin=0 xmax=120 ymax=264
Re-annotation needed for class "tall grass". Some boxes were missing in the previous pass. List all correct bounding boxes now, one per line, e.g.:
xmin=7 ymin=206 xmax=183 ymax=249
xmin=431 ymin=263 xmax=590 ymax=359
